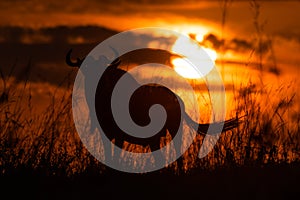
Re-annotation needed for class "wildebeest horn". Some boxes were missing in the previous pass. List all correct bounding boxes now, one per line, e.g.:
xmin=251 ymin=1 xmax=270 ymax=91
xmin=109 ymin=46 xmax=119 ymax=58
xmin=108 ymin=46 xmax=121 ymax=67
xmin=66 ymin=49 xmax=85 ymax=68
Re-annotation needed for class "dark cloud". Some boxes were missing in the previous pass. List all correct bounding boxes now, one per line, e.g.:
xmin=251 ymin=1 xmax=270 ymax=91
xmin=202 ymin=33 xmax=253 ymax=52
xmin=0 ymin=26 xmax=25 ymax=43
xmin=0 ymin=25 xmax=119 ymax=85
xmin=202 ymin=33 xmax=224 ymax=50
xmin=201 ymin=32 xmax=272 ymax=55
xmin=0 ymin=25 xmax=175 ymax=85
xmin=0 ymin=26 xmax=118 ymax=44
xmin=0 ymin=0 xmax=210 ymax=15
xmin=275 ymin=31 xmax=300 ymax=43
xmin=229 ymin=38 xmax=253 ymax=51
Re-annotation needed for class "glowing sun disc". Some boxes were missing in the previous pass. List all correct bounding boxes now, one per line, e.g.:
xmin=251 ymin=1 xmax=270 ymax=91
xmin=172 ymin=58 xmax=203 ymax=79
xmin=171 ymin=35 xmax=217 ymax=79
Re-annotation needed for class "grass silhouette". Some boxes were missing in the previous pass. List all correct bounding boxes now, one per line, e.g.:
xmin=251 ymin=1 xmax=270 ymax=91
xmin=0 ymin=60 xmax=299 ymax=176
xmin=1 ymin=62 xmax=299 ymax=200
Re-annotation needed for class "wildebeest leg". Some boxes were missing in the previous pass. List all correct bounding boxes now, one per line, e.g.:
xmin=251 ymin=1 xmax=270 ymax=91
xmin=102 ymin=138 xmax=123 ymax=165
xmin=173 ymin=133 xmax=184 ymax=172
xmin=149 ymin=140 xmax=166 ymax=168
xmin=102 ymin=136 xmax=113 ymax=164
xmin=167 ymin=123 xmax=184 ymax=172
xmin=113 ymin=139 xmax=124 ymax=163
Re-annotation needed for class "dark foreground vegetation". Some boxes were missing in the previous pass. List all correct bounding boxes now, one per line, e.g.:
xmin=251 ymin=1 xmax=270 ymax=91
xmin=2 ymin=163 xmax=300 ymax=200
xmin=1 ymin=61 xmax=300 ymax=199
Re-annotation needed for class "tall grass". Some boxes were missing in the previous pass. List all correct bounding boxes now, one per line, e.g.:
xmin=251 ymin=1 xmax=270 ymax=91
xmin=180 ymin=0 xmax=300 ymax=172
xmin=0 ymin=71 xmax=105 ymax=176
xmin=1 ymin=0 xmax=299 ymax=176
xmin=0 ymin=62 xmax=299 ymax=176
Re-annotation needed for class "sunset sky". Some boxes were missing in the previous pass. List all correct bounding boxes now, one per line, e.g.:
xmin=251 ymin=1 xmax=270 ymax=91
xmin=1 ymin=0 xmax=299 ymax=65
xmin=1 ymin=0 xmax=299 ymax=110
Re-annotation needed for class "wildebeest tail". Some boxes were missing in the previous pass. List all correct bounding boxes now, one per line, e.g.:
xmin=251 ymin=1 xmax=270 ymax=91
xmin=183 ymin=112 xmax=240 ymax=135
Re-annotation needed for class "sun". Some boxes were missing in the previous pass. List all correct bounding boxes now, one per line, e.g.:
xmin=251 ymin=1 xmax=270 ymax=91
xmin=171 ymin=34 xmax=217 ymax=79
xmin=171 ymin=58 xmax=201 ymax=79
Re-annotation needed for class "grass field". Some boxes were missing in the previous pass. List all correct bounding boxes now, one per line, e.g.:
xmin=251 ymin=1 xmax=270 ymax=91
xmin=1 ymin=62 xmax=299 ymax=200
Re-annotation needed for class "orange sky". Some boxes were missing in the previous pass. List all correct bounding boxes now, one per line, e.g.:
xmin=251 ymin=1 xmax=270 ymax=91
xmin=2 ymin=1 xmax=299 ymax=60
xmin=1 ymin=0 xmax=299 ymax=83
xmin=1 ymin=1 xmax=299 ymax=34
xmin=1 ymin=0 xmax=299 ymax=120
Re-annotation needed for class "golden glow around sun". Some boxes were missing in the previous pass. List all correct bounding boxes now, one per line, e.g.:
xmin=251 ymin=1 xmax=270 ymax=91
xmin=171 ymin=58 xmax=201 ymax=79
xmin=195 ymin=34 xmax=204 ymax=43
xmin=171 ymin=34 xmax=217 ymax=79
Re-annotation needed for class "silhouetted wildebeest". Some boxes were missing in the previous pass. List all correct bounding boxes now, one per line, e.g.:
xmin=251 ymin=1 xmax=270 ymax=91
xmin=66 ymin=49 xmax=238 ymax=168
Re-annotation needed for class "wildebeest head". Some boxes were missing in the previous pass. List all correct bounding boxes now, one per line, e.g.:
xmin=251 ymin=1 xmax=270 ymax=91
xmin=66 ymin=48 xmax=124 ymax=132
xmin=66 ymin=48 xmax=121 ymax=71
